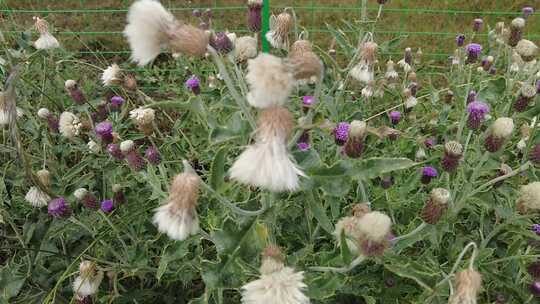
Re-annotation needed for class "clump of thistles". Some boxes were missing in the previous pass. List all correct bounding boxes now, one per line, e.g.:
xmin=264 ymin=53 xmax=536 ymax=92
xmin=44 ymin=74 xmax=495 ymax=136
xmin=120 ymin=140 xmax=146 ymax=171
xmin=33 ymin=17 xmax=60 ymax=50
xmin=265 ymin=11 xmax=293 ymax=50
xmin=351 ymin=42 xmax=378 ymax=84
xmin=513 ymin=84 xmax=537 ymax=112
xmin=37 ymin=108 xmax=59 ymax=132
xmin=421 ymin=188 xmax=450 ymax=224
xmin=64 ymin=80 xmax=86 ymax=105
xmin=441 ymin=141 xmax=463 ymax=172
xmin=129 ymin=107 xmax=155 ymax=135
xmin=241 ymin=245 xmax=309 ymax=304
xmin=356 ymin=210 xmax=393 ymax=256
xmin=58 ymin=111 xmax=82 ymax=139
xmin=72 ymin=260 xmax=104 ymax=302
xmin=344 ymin=120 xmax=367 ymax=158
xmin=230 ymin=107 xmax=305 ymax=192
xmin=25 ymin=169 xmax=51 ymax=207
xmin=74 ymin=188 xmax=99 ymax=210
xmin=124 ymin=0 xmax=209 ymax=66
xmin=448 ymin=269 xmax=482 ymax=304
xmin=153 ymin=162 xmax=200 ymax=241
xmin=466 ymin=101 xmax=490 ymax=130
xmin=245 ymin=53 xmax=294 ymax=108
xmin=484 ymin=117 xmax=514 ymax=153
xmin=517 ymin=182 xmax=540 ymax=214
xmin=288 ymin=40 xmax=323 ymax=84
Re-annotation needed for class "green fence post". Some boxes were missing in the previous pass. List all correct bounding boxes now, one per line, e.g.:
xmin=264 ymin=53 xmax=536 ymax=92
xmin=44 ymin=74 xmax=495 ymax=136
xmin=262 ymin=0 xmax=270 ymax=53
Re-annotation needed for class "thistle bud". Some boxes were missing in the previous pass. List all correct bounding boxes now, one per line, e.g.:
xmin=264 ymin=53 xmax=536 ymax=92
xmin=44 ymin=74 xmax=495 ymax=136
xmin=389 ymin=111 xmax=401 ymax=125
xmin=509 ymin=17 xmax=526 ymax=47
xmin=65 ymin=80 xmax=86 ymax=105
xmin=494 ymin=163 xmax=513 ymax=188
xmin=185 ymin=75 xmax=201 ymax=95
xmin=445 ymin=90 xmax=454 ymax=104
xmin=120 ymin=140 xmax=146 ymax=171
xmin=247 ymin=0 xmax=263 ymax=32
xmin=420 ymin=188 xmax=450 ymax=224
xmin=456 ymin=34 xmax=465 ymax=47
xmin=94 ymin=121 xmax=113 ymax=144
xmin=473 ymin=18 xmax=483 ymax=32
xmin=145 ymin=146 xmax=162 ymax=165
xmin=106 ymin=143 xmax=124 ymax=160
xmin=74 ymin=188 xmax=99 ymax=210
xmin=530 ymin=142 xmax=540 ymax=166
xmin=513 ymin=84 xmax=537 ymax=112
xmin=110 ymin=96 xmax=125 ymax=111
xmin=484 ymin=117 xmax=514 ymax=153
xmin=112 ymin=184 xmax=126 ymax=205
xmin=440 ymin=141 xmax=463 ymax=173
xmin=37 ymin=107 xmax=59 ymax=132
xmin=210 ymin=32 xmax=233 ymax=54
xmin=344 ymin=120 xmax=367 ymax=158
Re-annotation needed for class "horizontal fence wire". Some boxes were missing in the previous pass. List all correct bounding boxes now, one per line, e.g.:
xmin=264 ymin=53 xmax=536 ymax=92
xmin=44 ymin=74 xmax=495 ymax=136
xmin=2 ymin=2 xmax=538 ymax=61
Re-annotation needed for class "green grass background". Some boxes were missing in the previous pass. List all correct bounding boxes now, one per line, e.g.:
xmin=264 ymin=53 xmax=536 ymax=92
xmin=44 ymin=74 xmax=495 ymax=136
xmin=2 ymin=0 xmax=539 ymax=59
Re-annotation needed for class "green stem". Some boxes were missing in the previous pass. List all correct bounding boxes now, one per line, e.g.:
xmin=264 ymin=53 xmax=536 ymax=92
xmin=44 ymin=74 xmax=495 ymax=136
xmin=310 ymin=255 xmax=366 ymax=273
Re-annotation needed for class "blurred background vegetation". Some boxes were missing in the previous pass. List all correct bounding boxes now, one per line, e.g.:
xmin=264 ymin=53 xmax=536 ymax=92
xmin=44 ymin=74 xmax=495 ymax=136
xmin=1 ymin=0 xmax=539 ymax=61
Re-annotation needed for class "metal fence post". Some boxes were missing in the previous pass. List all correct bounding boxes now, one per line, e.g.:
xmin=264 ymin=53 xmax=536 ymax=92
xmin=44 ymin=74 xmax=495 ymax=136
xmin=262 ymin=0 xmax=270 ymax=53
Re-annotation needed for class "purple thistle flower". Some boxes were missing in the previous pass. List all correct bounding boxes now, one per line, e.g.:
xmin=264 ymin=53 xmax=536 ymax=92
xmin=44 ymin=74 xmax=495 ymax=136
xmin=247 ymin=1 xmax=262 ymax=32
xmin=530 ymin=143 xmax=540 ymax=166
xmin=456 ymin=34 xmax=465 ymax=47
xmin=185 ymin=75 xmax=201 ymax=95
xmin=424 ymin=138 xmax=436 ymax=149
xmin=303 ymin=96 xmax=315 ymax=107
xmin=421 ymin=166 xmax=438 ymax=184
xmin=210 ymin=32 xmax=233 ymax=54
xmin=531 ymin=281 xmax=540 ymax=296
xmin=523 ymin=7 xmax=534 ymax=19
xmin=145 ymin=146 xmax=162 ymax=165
xmin=533 ymin=224 xmax=540 ymax=235
xmin=107 ymin=144 xmax=124 ymax=160
xmin=467 ymin=101 xmax=490 ymax=130
xmin=389 ymin=111 xmax=401 ymax=125
xmin=48 ymin=197 xmax=71 ymax=218
xmin=100 ymin=199 xmax=114 ymax=213
xmin=334 ymin=122 xmax=350 ymax=146
xmin=466 ymin=43 xmax=482 ymax=64
xmin=473 ymin=18 xmax=483 ymax=32
xmin=110 ymin=96 xmax=125 ymax=111
xmin=297 ymin=142 xmax=310 ymax=151
xmin=95 ymin=121 xmax=113 ymax=143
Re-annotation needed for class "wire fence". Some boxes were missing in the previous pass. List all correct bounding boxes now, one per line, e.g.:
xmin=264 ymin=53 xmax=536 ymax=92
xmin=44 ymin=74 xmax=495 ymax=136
xmin=1 ymin=1 xmax=538 ymax=61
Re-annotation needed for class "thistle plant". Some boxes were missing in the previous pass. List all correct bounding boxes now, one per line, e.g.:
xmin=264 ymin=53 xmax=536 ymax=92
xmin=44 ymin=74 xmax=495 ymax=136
xmin=2 ymin=2 xmax=540 ymax=303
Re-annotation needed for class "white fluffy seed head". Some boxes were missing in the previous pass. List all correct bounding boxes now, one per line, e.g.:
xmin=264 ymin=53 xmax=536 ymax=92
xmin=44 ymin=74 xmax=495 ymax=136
xmin=129 ymin=107 xmax=155 ymax=125
xmin=445 ymin=141 xmax=463 ymax=156
xmin=334 ymin=216 xmax=361 ymax=254
xmin=25 ymin=187 xmax=50 ymax=207
xmin=518 ymin=182 xmax=540 ymax=211
xmin=246 ymin=53 xmax=294 ymax=108
xmin=357 ymin=211 xmax=392 ymax=242
xmin=102 ymin=64 xmax=122 ymax=86
xmin=124 ymin=0 xmax=176 ymax=66
xmin=520 ymin=84 xmax=537 ymax=98
xmin=64 ymin=79 xmax=77 ymax=90
xmin=516 ymin=39 xmax=538 ymax=61
xmin=37 ymin=108 xmax=50 ymax=119
xmin=349 ymin=120 xmax=367 ymax=139
xmin=87 ymin=140 xmax=101 ymax=154
xmin=120 ymin=140 xmax=135 ymax=153
xmin=73 ymin=261 xmax=103 ymax=297
xmin=511 ymin=17 xmax=526 ymax=29
xmin=448 ymin=269 xmax=482 ymax=304
xmin=58 ymin=111 xmax=82 ymax=138
xmin=74 ymin=188 xmax=89 ymax=200
xmin=491 ymin=117 xmax=514 ymax=139
xmin=430 ymin=188 xmax=451 ymax=205
xmin=234 ymin=36 xmax=258 ymax=62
